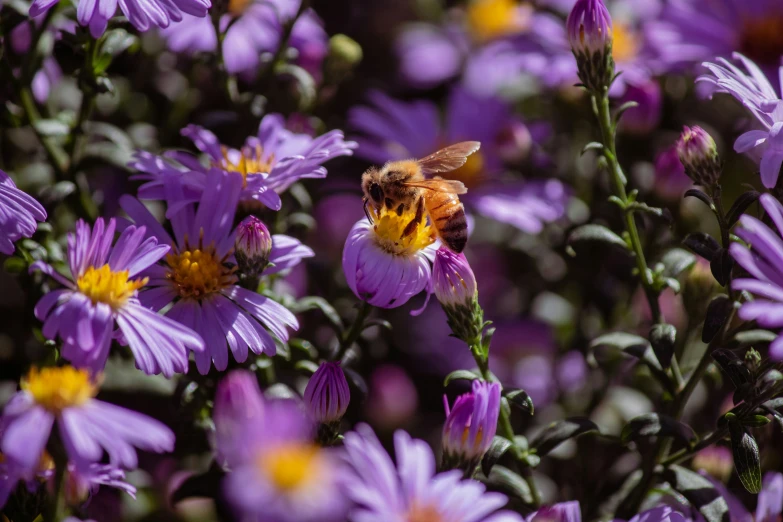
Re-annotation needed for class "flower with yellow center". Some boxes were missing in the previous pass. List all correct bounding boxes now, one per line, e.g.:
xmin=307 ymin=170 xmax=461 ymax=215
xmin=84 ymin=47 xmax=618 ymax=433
xmin=612 ymin=22 xmax=639 ymax=63
xmin=165 ymin=238 xmax=237 ymax=299
xmin=257 ymin=444 xmax=323 ymax=492
xmin=215 ymin=145 xmax=275 ymax=187
xmin=76 ymin=264 xmax=148 ymax=310
xmin=466 ymin=0 xmax=531 ymax=42
xmin=21 ymin=366 xmax=97 ymax=413
xmin=369 ymin=206 xmax=435 ymax=257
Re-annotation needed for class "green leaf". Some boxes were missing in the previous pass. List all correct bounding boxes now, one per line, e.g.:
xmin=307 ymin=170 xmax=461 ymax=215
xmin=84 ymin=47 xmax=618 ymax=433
xmin=485 ymin=465 xmax=533 ymax=504
xmin=703 ymin=295 xmax=733 ymax=343
xmin=613 ymin=101 xmax=639 ymax=124
xmin=621 ymin=413 xmax=696 ymax=446
xmin=504 ymin=388 xmax=534 ymax=415
xmin=481 ymin=436 xmax=513 ymax=477
xmin=581 ymin=142 xmax=604 ymax=155
xmin=530 ymin=417 xmax=599 ymax=456
xmin=726 ymin=191 xmax=761 ymax=227
xmin=733 ymin=329 xmax=777 ymax=346
xmin=566 ymin=224 xmax=627 ymax=255
xmin=589 ymin=332 xmax=674 ymax=392
xmin=729 ymin=420 xmax=762 ymax=494
xmin=292 ymin=296 xmax=344 ymax=331
xmin=362 ymin=318 xmax=393 ymax=332
xmin=443 ymin=369 xmax=480 ymax=387
xmin=33 ymin=119 xmax=69 ymax=137
xmin=710 ymin=249 xmax=734 ymax=287
xmin=294 ymin=360 xmax=320 ymax=375
xmin=660 ymin=249 xmax=697 ymax=278
xmin=649 ymin=324 xmax=676 ymax=369
xmin=664 ymin=465 xmax=730 ymax=522
xmin=684 ymin=189 xmax=713 ymax=207
xmin=682 ymin=232 xmax=720 ymax=261
xmin=288 ymin=338 xmax=318 ymax=358
xmin=264 ymin=383 xmax=299 ymax=401
xmin=742 ymin=415 xmax=770 ymax=428
xmin=3 ymin=256 xmax=27 ymax=274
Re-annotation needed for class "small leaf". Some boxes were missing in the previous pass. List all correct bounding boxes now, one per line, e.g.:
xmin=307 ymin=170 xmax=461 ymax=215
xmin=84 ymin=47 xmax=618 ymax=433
xmin=711 ymin=349 xmax=752 ymax=388
xmin=710 ymin=249 xmax=734 ymax=287
xmin=264 ymin=383 xmax=299 ymax=401
xmin=660 ymin=249 xmax=697 ymax=278
xmin=621 ymin=413 xmax=696 ymax=446
xmin=683 ymin=233 xmax=721 ymax=261
xmin=505 ymin=388 xmax=534 ymax=415
xmin=3 ymin=257 xmax=27 ymax=274
xmin=649 ymin=324 xmax=676 ymax=369
xmin=729 ymin=420 xmax=762 ymax=494
xmin=288 ymin=338 xmax=318 ymax=358
xmin=531 ymin=417 xmax=599 ymax=456
xmin=33 ymin=119 xmax=69 ymax=137
xmin=292 ymin=296 xmax=344 ymax=331
xmin=684 ymin=189 xmax=713 ymax=207
xmin=581 ymin=142 xmax=604 ymax=155
xmin=485 ymin=465 xmax=533 ymax=503
xmin=363 ymin=318 xmax=393 ymax=332
xmin=39 ymin=181 xmax=76 ymax=205
xmin=627 ymin=202 xmax=672 ymax=223
xmin=614 ymin=101 xmax=640 ymax=123
xmin=742 ymin=415 xmax=770 ymax=428
xmin=567 ymin=224 xmax=627 ymax=254
xmin=703 ymin=295 xmax=733 ymax=343
xmin=589 ymin=332 xmax=673 ymax=392
xmin=294 ymin=360 xmax=320 ymax=375
xmin=481 ymin=436 xmax=513 ymax=477
xmin=444 ymin=369 xmax=480 ymax=387
xmin=664 ymin=465 xmax=730 ymax=522
xmin=726 ymin=191 xmax=761 ymax=227
xmin=733 ymin=329 xmax=777 ymax=346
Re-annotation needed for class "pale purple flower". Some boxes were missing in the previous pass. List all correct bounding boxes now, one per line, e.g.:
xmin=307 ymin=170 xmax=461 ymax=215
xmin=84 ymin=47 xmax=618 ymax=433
xmin=341 ymin=424 xmax=523 ymax=522
xmin=213 ymin=370 xmax=265 ymax=467
xmin=703 ymin=471 xmax=782 ymax=522
xmin=365 ymin=365 xmax=419 ymax=430
xmin=0 ymin=366 xmax=174 ymax=474
xmin=304 ymin=361 xmax=350 ymax=423
xmin=442 ymin=380 xmax=500 ymax=464
xmin=395 ymin=22 xmax=468 ymax=90
xmin=30 ymin=218 xmax=204 ymax=376
xmin=433 ymin=247 xmax=478 ymax=308
xmin=0 ymin=169 xmax=46 ymax=255
xmin=120 ymin=170 xmax=299 ymax=374
xmin=729 ymin=194 xmax=783 ymax=359
xmin=29 ymin=0 xmax=210 ymax=37
xmin=567 ymin=0 xmax=613 ymax=56
xmin=698 ymin=53 xmax=783 ymax=188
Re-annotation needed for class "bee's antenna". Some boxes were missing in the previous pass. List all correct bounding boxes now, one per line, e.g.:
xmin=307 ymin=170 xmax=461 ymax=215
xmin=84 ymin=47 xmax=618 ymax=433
xmin=363 ymin=198 xmax=374 ymax=223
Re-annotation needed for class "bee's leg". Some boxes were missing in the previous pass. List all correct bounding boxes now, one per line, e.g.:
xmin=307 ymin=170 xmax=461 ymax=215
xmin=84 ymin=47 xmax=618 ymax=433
xmin=363 ymin=198 xmax=374 ymax=223
xmin=402 ymin=198 xmax=425 ymax=237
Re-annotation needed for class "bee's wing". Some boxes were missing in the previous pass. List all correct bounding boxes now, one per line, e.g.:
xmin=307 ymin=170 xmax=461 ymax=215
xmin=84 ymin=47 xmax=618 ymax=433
xmin=403 ymin=179 xmax=467 ymax=194
xmin=417 ymin=141 xmax=481 ymax=175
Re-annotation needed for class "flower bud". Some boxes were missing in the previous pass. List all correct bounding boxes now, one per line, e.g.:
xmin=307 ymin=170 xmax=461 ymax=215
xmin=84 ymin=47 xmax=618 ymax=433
xmin=442 ymin=380 xmax=500 ymax=473
xmin=235 ymin=215 xmax=272 ymax=283
xmin=676 ymin=126 xmax=721 ymax=187
xmin=214 ymin=370 xmax=265 ymax=466
xmin=324 ymin=34 xmax=363 ymax=84
xmin=567 ymin=0 xmax=614 ymax=92
xmin=433 ymin=246 xmax=482 ymax=344
xmin=304 ymin=362 xmax=350 ymax=424
xmin=693 ymin=446 xmax=733 ymax=483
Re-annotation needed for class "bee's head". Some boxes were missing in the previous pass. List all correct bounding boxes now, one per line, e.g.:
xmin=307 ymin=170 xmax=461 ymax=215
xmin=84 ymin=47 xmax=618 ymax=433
xmin=361 ymin=168 xmax=384 ymax=206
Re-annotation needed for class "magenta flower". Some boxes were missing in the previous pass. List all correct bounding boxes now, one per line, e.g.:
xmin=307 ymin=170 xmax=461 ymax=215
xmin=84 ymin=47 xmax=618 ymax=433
xmin=341 ymin=424 xmax=522 ymax=522
xmin=433 ymin=246 xmax=478 ymax=308
xmin=120 ymin=171 xmax=299 ymax=374
xmin=0 ymin=170 xmax=46 ymax=255
xmin=0 ymin=366 xmax=174 ymax=474
xmin=698 ymin=53 xmax=783 ymax=188
xmin=30 ymin=218 xmax=204 ymax=376
xmin=29 ymin=0 xmax=210 ymax=37
xmin=304 ymin=362 xmax=350 ymax=424
xmin=728 ymin=194 xmax=783 ymax=359
xmin=442 ymin=380 xmax=500 ymax=469
xmin=566 ymin=0 xmax=612 ymax=56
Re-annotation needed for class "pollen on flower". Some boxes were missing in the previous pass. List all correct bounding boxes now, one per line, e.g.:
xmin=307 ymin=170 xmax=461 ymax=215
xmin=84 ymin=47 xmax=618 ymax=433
xmin=76 ymin=264 xmax=148 ymax=309
xmin=466 ymin=0 xmax=530 ymax=42
xmin=370 ymin=206 xmax=435 ymax=256
xmin=228 ymin=0 xmax=251 ymax=15
xmin=166 ymin=237 xmax=237 ymax=299
xmin=216 ymin=144 xmax=275 ymax=186
xmin=257 ymin=444 xmax=322 ymax=491
xmin=612 ymin=22 xmax=638 ymax=62
xmin=22 ymin=366 xmax=97 ymax=413
xmin=407 ymin=503 xmax=444 ymax=522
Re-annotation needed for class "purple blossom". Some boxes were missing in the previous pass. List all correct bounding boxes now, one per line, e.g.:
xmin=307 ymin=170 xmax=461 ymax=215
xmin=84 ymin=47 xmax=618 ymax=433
xmin=442 ymin=380 xmax=500 ymax=464
xmin=213 ymin=370 xmax=266 ymax=467
xmin=0 ymin=366 xmax=174 ymax=474
xmin=304 ymin=361 xmax=350 ymax=423
xmin=698 ymin=53 xmax=783 ymax=188
xmin=703 ymin=471 xmax=782 ymax=522
xmin=0 ymin=169 xmax=46 ymax=255
xmin=527 ymin=501 xmax=582 ymax=522
xmin=566 ymin=0 xmax=613 ymax=56
xmin=433 ymin=247 xmax=478 ymax=308
xmin=29 ymin=0 xmax=210 ymax=37
xmin=729 ymin=194 xmax=783 ymax=359
xmin=235 ymin=215 xmax=273 ymax=280
xmin=30 ymin=218 xmax=204 ymax=376
xmin=653 ymin=145 xmax=691 ymax=200
xmin=341 ymin=424 xmax=523 ymax=522
xmin=617 ymin=80 xmax=662 ymax=134
xmin=120 ymin=170 xmax=299 ymax=374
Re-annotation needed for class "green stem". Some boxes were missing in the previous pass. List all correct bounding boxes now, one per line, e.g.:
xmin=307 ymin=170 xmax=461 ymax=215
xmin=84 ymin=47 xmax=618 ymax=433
xmin=257 ymin=0 xmax=309 ymax=86
xmin=17 ymin=83 xmax=70 ymax=178
xmin=212 ymin=15 xmax=240 ymax=103
xmin=340 ymin=300 xmax=372 ymax=353
xmin=44 ymin=456 xmax=67 ymax=522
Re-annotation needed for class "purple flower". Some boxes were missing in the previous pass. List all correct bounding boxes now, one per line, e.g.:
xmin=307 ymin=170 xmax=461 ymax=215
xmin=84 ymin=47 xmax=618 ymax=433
xmin=703 ymin=471 xmax=782 ymax=522
xmin=213 ymin=370 xmax=265 ymax=467
xmin=29 ymin=0 xmax=210 ymax=37
xmin=365 ymin=365 xmax=419 ymax=430
xmin=471 ymin=180 xmax=570 ymax=235
xmin=698 ymin=53 xmax=783 ymax=187
xmin=442 ymin=380 xmax=500 ymax=468
xmin=729 ymin=194 xmax=783 ymax=359
xmin=395 ymin=22 xmax=467 ymax=90
xmin=341 ymin=424 xmax=522 ymax=521
xmin=625 ymin=506 xmax=687 ymax=522
xmin=527 ymin=501 xmax=582 ymax=522
xmin=566 ymin=0 xmax=613 ymax=56
xmin=235 ymin=215 xmax=273 ymax=281
xmin=0 ymin=169 xmax=46 ymax=255
xmin=653 ymin=145 xmax=691 ymax=200
xmin=617 ymin=80 xmax=662 ymax=134
xmin=304 ymin=362 xmax=350 ymax=424
xmin=120 ymin=171 xmax=299 ymax=374
xmin=433 ymin=247 xmax=478 ymax=308
xmin=131 ymin=114 xmax=355 ymax=211
xmin=676 ymin=125 xmax=721 ymax=186
xmin=30 ymin=218 xmax=204 ymax=376
xmin=0 ymin=366 xmax=174 ymax=474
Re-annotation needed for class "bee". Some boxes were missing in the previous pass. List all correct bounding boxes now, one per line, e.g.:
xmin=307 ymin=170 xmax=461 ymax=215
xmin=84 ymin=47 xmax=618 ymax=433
xmin=361 ymin=141 xmax=480 ymax=253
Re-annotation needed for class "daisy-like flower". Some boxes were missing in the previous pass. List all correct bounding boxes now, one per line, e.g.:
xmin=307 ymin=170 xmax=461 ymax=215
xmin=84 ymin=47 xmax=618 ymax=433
xmin=341 ymin=424 xmax=522 ymax=522
xmin=30 ymin=218 xmax=204 ymax=376
xmin=215 ymin=372 xmax=347 ymax=522
xmin=698 ymin=53 xmax=783 ymax=188
xmin=442 ymin=380 xmax=500 ymax=473
xmin=0 ymin=366 xmax=174 ymax=474
xmin=0 ymin=169 xmax=46 ymax=255
xmin=729 ymin=194 xmax=783 ymax=359
xmin=28 ymin=0 xmax=210 ymax=37
xmin=131 ymin=113 xmax=356 ymax=212
xmin=120 ymin=170 xmax=299 ymax=374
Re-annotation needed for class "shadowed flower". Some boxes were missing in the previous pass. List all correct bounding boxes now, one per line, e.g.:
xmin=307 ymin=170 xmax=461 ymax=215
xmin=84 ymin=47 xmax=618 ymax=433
xmin=121 ymin=171 xmax=299 ymax=374
xmin=0 ymin=366 xmax=174 ymax=475
xmin=442 ymin=380 xmax=500 ymax=472
xmin=0 ymin=170 xmax=46 ymax=255
xmin=698 ymin=53 xmax=783 ymax=188
xmin=304 ymin=362 xmax=350 ymax=424
xmin=729 ymin=194 xmax=783 ymax=359
xmin=30 ymin=218 xmax=203 ymax=376
xmin=433 ymin=247 xmax=478 ymax=308
xmin=29 ymin=0 xmax=210 ymax=37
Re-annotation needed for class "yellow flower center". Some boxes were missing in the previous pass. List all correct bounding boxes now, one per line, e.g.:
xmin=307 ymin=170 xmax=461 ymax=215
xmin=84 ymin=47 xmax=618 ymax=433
xmin=257 ymin=444 xmax=322 ymax=492
xmin=215 ymin=145 xmax=275 ymax=187
xmin=612 ymin=22 xmax=639 ymax=63
xmin=466 ymin=0 xmax=531 ymax=42
xmin=370 ymin=206 xmax=435 ymax=257
xmin=22 ymin=367 xmax=97 ymax=413
xmin=449 ymin=151 xmax=485 ymax=188
xmin=740 ymin=15 xmax=783 ymax=67
xmin=165 ymin=238 xmax=237 ymax=299
xmin=76 ymin=264 xmax=147 ymax=310
xmin=407 ymin=504 xmax=444 ymax=522
xmin=228 ymin=0 xmax=251 ymax=15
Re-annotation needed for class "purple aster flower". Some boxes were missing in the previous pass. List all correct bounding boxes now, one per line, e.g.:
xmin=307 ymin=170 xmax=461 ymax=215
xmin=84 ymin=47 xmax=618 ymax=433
xmin=131 ymin=113 xmax=356 ymax=211
xmin=0 ymin=366 xmax=174 ymax=474
xmin=212 ymin=369 xmax=265 ymax=468
xmin=527 ymin=501 xmax=582 ymax=522
xmin=341 ymin=424 xmax=522 ymax=522
xmin=120 ymin=170 xmax=299 ymax=374
xmin=442 ymin=380 xmax=500 ymax=471
xmin=698 ymin=53 xmax=783 ymax=188
xmin=702 ymin=471 xmax=782 ymax=522
xmin=304 ymin=361 xmax=350 ymax=424
xmin=215 ymin=385 xmax=347 ymax=522
xmin=235 ymin=215 xmax=273 ymax=283
xmin=567 ymin=0 xmax=613 ymax=57
xmin=30 ymin=218 xmax=203 ymax=376
xmin=29 ymin=0 xmax=210 ymax=37
xmin=433 ymin=247 xmax=478 ymax=309
xmin=396 ymin=22 xmax=468 ymax=90
xmin=348 ymin=88 xmax=568 ymax=233
xmin=0 ymin=169 xmax=46 ymax=255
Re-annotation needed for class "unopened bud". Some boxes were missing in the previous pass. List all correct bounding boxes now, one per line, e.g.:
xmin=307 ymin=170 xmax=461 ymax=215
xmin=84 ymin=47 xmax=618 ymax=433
xmin=304 ymin=361 xmax=350 ymax=425
xmin=433 ymin=247 xmax=483 ymax=344
xmin=441 ymin=380 xmax=500 ymax=473
xmin=676 ymin=126 xmax=721 ymax=187
xmin=235 ymin=215 xmax=272 ymax=284
xmin=324 ymin=34 xmax=363 ymax=84
xmin=567 ymin=0 xmax=614 ymax=92
xmin=745 ymin=348 xmax=762 ymax=373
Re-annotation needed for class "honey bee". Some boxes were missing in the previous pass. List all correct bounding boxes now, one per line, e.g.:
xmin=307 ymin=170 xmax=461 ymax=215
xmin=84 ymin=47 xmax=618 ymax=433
xmin=361 ymin=141 xmax=480 ymax=253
